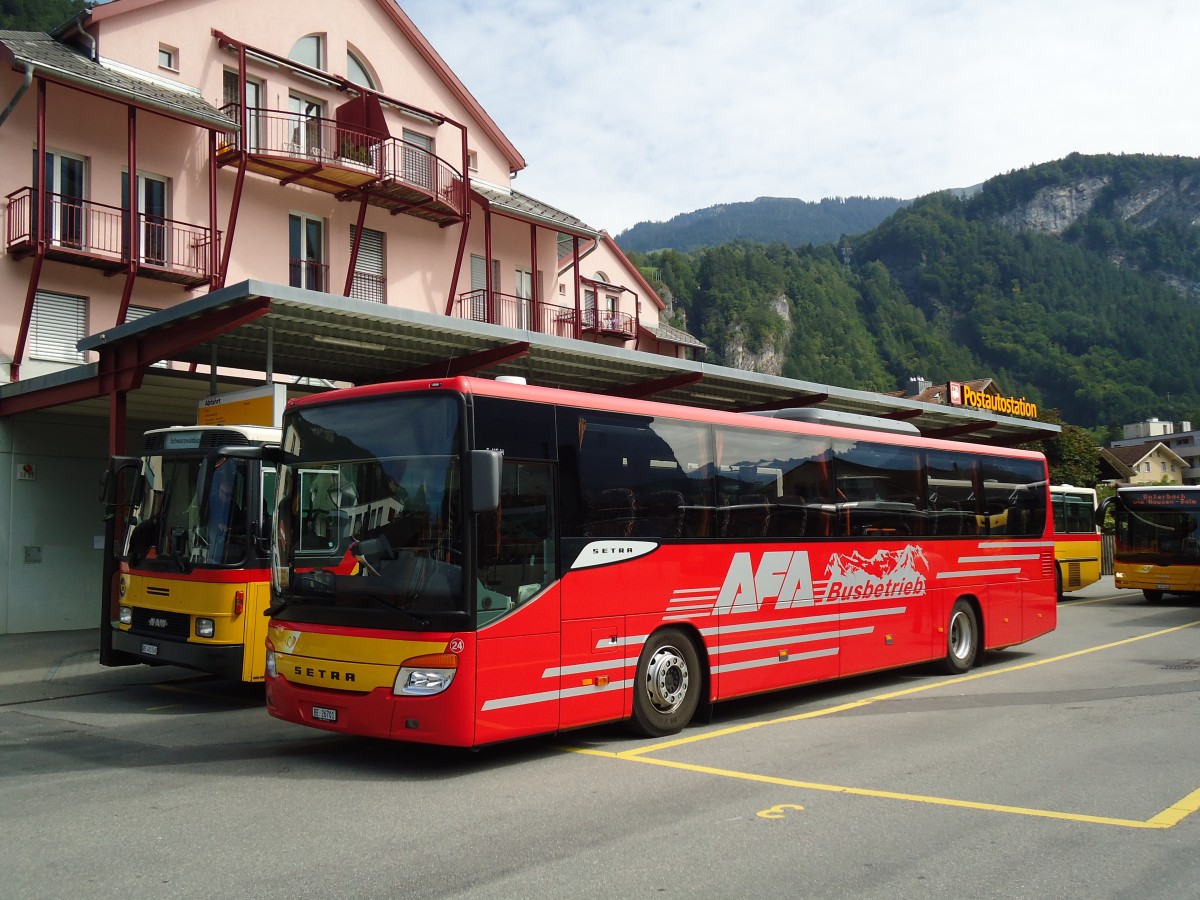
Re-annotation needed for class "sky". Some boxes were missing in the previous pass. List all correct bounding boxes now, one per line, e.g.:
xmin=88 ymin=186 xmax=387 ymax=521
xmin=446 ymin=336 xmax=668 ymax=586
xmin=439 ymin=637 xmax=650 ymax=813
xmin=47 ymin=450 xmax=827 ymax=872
xmin=398 ymin=0 xmax=1200 ymax=235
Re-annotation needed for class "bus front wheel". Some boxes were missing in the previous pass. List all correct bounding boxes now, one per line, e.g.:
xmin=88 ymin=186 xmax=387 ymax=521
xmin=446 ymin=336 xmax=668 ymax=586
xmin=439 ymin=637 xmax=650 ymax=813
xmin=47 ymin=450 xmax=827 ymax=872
xmin=1143 ymin=589 xmax=1164 ymax=603
xmin=940 ymin=600 xmax=979 ymax=675
xmin=629 ymin=628 xmax=701 ymax=738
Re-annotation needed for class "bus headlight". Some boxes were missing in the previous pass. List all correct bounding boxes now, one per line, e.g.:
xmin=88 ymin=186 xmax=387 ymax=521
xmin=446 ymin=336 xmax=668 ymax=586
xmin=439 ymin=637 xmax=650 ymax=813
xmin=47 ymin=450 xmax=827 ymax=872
xmin=395 ymin=653 xmax=458 ymax=696
xmin=118 ymin=606 xmax=132 ymax=625
xmin=266 ymin=649 xmax=277 ymax=678
xmin=196 ymin=618 xmax=215 ymax=638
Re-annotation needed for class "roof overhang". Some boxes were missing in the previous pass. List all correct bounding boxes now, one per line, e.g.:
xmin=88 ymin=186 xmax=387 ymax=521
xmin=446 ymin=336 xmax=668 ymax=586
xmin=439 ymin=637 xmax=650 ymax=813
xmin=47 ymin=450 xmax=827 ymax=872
xmin=2 ymin=280 xmax=1058 ymax=446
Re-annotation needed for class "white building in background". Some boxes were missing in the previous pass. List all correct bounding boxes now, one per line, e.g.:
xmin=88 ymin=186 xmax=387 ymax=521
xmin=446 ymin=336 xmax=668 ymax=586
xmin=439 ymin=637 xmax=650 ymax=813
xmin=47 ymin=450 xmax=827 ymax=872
xmin=1111 ymin=419 xmax=1200 ymax=484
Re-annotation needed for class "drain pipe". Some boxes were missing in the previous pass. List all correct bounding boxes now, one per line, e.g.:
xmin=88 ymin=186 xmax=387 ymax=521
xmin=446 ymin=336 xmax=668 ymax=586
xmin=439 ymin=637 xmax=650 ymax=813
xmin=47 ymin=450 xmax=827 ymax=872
xmin=0 ymin=62 xmax=33 ymax=129
xmin=75 ymin=13 xmax=98 ymax=62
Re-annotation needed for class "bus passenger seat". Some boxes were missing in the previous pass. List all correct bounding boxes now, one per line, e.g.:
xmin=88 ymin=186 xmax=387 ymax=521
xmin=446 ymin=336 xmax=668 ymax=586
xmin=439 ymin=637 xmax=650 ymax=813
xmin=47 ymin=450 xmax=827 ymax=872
xmin=633 ymin=490 xmax=685 ymax=538
xmin=583 ymin=488 xmax=636 ymax=538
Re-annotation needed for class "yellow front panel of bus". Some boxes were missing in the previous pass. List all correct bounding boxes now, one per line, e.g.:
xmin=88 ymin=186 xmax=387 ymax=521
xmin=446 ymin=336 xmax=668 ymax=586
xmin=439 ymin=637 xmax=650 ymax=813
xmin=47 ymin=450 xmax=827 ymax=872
xmin=1115 ymin=563 xmax=1200 ymax=593
xmin=120 ymin=572 xmax=272 ymax=682
xmin=268 ymin=625 xmax=445 ymax=692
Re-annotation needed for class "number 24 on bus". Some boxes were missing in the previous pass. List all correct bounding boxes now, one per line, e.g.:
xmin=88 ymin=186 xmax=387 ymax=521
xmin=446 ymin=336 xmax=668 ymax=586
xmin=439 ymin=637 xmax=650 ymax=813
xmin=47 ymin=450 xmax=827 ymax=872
xmin=245 ymin=377 xmax=1057 ymax=748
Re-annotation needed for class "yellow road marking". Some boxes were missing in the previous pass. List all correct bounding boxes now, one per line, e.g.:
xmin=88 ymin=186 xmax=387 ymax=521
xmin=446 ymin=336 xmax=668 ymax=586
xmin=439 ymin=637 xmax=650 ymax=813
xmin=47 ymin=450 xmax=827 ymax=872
xmin=562 ymin=747 xmax=1196 ymax=829
xmin=624 ymin=618 xmax=1200 ymax=758
xmin=558 ymin=617 xmax=1200 ymax=829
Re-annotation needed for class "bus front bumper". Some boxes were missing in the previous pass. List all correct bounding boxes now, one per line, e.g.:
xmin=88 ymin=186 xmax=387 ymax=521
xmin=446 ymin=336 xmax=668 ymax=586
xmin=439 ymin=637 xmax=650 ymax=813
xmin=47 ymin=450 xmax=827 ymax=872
xmin=265 ymin=673 xmax=471 ymax=746
xmin=112 ymin=628 xmax=248 ymax=682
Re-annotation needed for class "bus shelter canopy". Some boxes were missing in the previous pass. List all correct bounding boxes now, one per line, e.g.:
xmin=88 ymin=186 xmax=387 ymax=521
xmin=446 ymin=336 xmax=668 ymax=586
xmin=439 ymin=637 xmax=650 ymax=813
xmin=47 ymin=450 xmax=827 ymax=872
xmin=3 ymin=280 xmax=1059 ymax=447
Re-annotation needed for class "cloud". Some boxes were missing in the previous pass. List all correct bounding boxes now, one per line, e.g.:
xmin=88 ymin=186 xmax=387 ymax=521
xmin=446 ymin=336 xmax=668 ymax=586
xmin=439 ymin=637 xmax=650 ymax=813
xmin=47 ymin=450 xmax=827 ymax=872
xmin=401 ymin=0 xmax=1200 ymax=232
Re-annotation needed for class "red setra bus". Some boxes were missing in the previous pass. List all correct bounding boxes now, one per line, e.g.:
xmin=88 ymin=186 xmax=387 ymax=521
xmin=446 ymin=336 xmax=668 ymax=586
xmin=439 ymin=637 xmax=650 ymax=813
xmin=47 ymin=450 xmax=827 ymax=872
xmin=255 ymin=377 xmax=1056 ymax=747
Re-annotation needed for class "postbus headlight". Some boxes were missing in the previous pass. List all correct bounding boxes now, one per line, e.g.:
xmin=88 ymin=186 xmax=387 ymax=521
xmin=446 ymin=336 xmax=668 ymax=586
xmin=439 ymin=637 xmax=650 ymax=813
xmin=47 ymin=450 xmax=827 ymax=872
xmin=395 ymin=653 xmax=458 ymax=696
xmin=196 ymin=618 xmax=215 ymax=638
xmin=266 ymin=649 xmax=277 ymax=678
xmin=118 ymin=606 xmax=132 ymax=625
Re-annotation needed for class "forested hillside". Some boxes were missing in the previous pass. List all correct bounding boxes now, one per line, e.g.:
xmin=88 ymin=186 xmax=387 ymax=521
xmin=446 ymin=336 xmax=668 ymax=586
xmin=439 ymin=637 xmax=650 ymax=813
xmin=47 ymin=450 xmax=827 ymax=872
xmin=616 ymin=196 xmax=907 ymax=253
xmin=631 ymin=154 xmax=1200 ymax=431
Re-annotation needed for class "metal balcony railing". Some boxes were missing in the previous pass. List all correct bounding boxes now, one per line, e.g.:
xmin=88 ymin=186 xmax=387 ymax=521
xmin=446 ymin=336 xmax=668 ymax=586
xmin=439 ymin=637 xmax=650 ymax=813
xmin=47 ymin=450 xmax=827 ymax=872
xmin=349 ymin=271 xmax=386 ymax=303
xmin=289 ymin=257 xmax=329 ymax=292
xmin=5 ymin=187 xmax=215 ymax=286
xmin=455 ymin=290 xmax=637 ymax=341
xmin=219 ymin=105 xmax=465 ymax=219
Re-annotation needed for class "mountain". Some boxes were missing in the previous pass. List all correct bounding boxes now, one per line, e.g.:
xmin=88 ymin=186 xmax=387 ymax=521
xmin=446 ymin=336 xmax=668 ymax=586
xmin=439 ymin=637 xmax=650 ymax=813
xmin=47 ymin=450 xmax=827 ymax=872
xmin=615 ymin=196 xmax=908 ymax=253
xmin=629 ymin=153 xmax=1200 ymax=431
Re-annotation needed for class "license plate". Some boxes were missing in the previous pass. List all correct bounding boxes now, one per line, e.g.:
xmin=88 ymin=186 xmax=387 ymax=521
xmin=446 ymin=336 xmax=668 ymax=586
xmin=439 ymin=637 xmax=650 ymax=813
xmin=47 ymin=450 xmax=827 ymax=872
xmin=140 ymin=642 xmax=159 ymax=656
xmin=311 ymin=706 xmax=338 ymax=723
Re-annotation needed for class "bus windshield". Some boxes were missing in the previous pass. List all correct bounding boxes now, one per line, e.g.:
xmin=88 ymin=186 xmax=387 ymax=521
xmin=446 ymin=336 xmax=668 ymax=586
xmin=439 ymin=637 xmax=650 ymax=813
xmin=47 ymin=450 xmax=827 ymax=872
xmin=273 ymin=393 xmax=465 ymax=627
xmin=1115 ymin=506 xmax=1200 ymax=563
xmin=125 ymin=453 xmax=253 ymax=568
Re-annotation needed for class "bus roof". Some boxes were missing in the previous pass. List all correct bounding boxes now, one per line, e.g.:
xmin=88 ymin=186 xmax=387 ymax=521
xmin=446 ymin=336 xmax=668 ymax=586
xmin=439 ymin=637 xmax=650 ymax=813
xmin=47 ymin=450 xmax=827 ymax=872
xmin=285 ymin=376 xmax=1047 ymax=461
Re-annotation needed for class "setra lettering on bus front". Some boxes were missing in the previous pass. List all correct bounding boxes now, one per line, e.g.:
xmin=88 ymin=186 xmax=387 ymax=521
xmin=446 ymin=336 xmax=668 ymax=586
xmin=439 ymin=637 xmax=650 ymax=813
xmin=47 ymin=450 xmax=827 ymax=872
xmin=294 ymin=665 xmax=356 ymax=683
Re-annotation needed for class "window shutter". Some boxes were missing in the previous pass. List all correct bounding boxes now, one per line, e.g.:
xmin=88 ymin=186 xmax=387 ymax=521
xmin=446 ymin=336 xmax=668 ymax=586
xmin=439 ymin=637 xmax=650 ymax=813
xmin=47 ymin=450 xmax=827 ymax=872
xmin=30 ymin=291 xmax=85 ymax=362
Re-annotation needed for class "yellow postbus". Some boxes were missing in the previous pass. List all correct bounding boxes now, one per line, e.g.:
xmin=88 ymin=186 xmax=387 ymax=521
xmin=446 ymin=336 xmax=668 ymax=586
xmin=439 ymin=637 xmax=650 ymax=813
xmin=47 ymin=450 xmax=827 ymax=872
xmin=1100 ymin=485 xmax=1200 ymax=602
xmin=100 ymin=424 xmax=279 ymax=681
xmin=1050 ymin=484 xmax=1102 ymax=599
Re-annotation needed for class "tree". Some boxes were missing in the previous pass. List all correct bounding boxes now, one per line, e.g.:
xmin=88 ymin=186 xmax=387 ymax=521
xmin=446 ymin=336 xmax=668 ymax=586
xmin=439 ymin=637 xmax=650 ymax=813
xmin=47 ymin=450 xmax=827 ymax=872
xmin=0 ymin=0 xmax=94 ymax=32
xmin=1025 ymin=409 xmax=1100 ymax=487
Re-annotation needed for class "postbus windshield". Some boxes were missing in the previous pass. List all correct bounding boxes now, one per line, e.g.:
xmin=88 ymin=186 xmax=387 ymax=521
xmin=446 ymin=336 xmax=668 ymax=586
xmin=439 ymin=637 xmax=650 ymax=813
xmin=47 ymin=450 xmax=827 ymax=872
xmin=1114 ymin=502 xmax=1200 ymax=563
xmin=125 ymin=452 xmax=253 ymax=568
xmin=272 ymin=393 xmax=466 ymax=628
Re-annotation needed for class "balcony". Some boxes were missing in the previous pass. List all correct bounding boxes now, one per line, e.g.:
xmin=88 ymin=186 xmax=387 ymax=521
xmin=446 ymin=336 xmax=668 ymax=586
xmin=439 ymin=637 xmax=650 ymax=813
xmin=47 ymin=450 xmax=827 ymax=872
xmin=6 ymin=188 xmax=216 ymax=287
xmin=217 ymin=105 xmax=465 ymax=226
xmin=455 ymin=290 xmax=636 ymax=341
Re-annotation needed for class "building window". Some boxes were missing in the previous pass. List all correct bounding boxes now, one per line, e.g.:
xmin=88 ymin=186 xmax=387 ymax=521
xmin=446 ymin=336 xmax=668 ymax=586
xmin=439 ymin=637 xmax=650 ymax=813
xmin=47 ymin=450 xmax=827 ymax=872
xmin=288 ymin=93 xmax=324 ymax=157
xmin=467 ymin=150 xmax=478 ymax=172
xmin=121 ymin=171 xmax=170 ymax=266
xmin=349 ymin=225 xmax=385 ymax=303
xmin=346 ymin=48 xmax=376 ymax=89
xmin=158 ymin=44 xmax=178 ymax=72
xmin=401 ymin=128 xmax=434 ymax=190
xmin=30 ymin=291 xmax=86 ymax=363
xmin=289 ymin=213 xmax=326 ymax=291
xmin=288 ymin=34 xmax=323 ymax=70
xmin=33 ymin=149 xmax=87 ymax=248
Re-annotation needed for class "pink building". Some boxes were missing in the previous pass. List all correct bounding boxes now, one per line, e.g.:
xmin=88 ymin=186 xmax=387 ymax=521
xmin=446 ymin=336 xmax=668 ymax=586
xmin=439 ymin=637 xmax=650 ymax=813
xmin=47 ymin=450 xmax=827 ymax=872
xmin=0 ymin=0 xmax=700 ymax=633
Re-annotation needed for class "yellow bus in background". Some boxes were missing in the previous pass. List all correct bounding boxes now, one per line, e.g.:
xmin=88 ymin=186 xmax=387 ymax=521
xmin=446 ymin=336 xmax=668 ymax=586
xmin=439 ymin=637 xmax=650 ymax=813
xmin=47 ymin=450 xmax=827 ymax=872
xmin=100 ymin=424 xmax=280 ymax=681
xmin=1101 ymin=485 xmax=1200 ymax=602
xmin=1050 ymin=484 xmax=1102 ymax=599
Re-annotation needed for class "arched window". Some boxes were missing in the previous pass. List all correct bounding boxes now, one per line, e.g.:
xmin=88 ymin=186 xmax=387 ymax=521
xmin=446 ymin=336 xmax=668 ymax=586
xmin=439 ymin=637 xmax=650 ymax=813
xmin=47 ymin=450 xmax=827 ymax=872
xmin=346 ymin=48 xmax=377 ymax=89
xmin=594 ymin=271 xmax=611 ymax=283
xmin=288 ymin=34 xmax=323 ymax=70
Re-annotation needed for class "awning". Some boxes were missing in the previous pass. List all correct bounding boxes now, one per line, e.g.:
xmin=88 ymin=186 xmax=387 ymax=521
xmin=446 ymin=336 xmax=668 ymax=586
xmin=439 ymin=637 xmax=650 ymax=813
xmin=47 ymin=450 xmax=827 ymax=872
xmin=0 ymin=280 xmax=1058 ymax=446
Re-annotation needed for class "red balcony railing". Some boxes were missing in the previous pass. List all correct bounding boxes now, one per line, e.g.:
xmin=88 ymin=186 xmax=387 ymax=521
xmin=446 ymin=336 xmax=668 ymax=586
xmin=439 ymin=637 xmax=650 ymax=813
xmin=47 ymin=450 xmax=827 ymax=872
xmin=455 ymin=290 xmax=636 ymax=341
xmin=218 ymin=105 xmax=465 ymax=223
xmin=6 ymin=187 xmax=216 ymax=286
xmin=288 ymin=257 xmax=330 ymax=292
xmin=350 ymin=271 xmax=386 ymax=303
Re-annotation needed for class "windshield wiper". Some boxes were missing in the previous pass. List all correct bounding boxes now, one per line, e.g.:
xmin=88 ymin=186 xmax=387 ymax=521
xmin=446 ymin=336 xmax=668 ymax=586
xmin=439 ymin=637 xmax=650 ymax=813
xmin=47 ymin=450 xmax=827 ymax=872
xmin=361 ymin=593 xmax=431 ymax=627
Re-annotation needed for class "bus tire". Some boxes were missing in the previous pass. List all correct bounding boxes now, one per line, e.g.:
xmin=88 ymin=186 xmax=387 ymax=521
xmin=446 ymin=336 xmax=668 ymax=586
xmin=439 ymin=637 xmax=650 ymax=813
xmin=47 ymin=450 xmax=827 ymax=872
xmin=940 ymin=599 xmax=978 ymax=675
xmin=1055 ymin=566 xmax=1064 ymax=602
xmin=629 ymin=628 xmax=701 ymax=738
xmin=1143 ymin=589 xmax=1164 ymax=603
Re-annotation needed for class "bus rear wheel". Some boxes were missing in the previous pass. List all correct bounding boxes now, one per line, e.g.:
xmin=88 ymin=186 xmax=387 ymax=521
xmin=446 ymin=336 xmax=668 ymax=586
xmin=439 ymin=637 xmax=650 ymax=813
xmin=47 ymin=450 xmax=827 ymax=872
xmin=940 ymin=600 xmax=979 ymax=675
xmin=629 ymin=628 xmax=701 ymax=738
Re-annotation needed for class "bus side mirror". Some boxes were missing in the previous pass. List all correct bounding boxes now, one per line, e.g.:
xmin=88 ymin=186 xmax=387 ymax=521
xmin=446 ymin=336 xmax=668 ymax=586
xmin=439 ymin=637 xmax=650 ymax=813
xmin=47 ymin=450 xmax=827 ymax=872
xmin=1096 ymin=496 xmax=1114 ymax=528
xmin=468 ymin=450 xmax=502 ymax=513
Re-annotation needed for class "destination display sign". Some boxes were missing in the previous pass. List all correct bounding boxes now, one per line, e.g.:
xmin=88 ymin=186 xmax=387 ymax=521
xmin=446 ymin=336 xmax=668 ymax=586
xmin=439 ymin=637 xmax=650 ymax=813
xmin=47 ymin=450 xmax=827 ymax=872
xmin=1121 ymin=489 xmax=1200 ymax=510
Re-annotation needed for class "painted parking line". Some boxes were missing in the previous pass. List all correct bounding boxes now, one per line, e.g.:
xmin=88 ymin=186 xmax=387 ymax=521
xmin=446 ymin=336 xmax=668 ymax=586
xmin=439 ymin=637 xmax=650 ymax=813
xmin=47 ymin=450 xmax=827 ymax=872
xmin=561 ymin=617 xmax=1200 ymax=830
